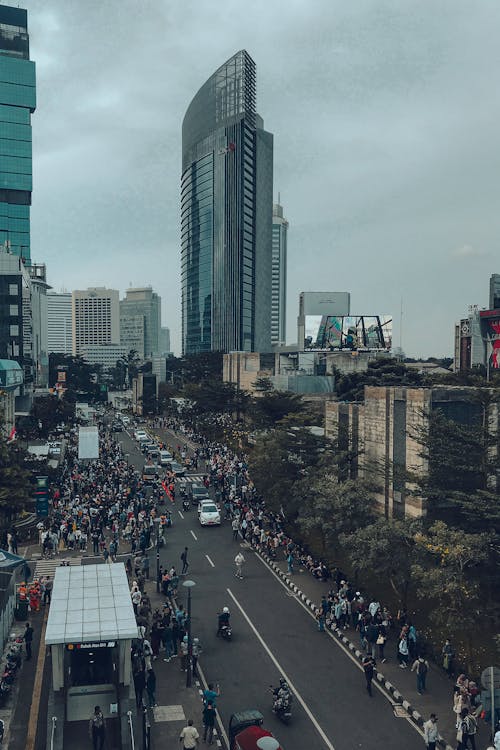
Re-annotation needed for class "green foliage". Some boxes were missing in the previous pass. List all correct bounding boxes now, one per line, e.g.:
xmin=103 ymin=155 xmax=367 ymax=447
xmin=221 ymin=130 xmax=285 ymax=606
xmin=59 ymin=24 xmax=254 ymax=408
xmin=248 ymin=390 xmax=305 ymax=429
xmin=343 ymin=518 xmax=421 ymax=607
xmin=412 ymin=522 xmax=491 ymax=659
xmin=248 ymin=427 xmax=330 ymax=514
xmin=168 ymin=352 xmax=223 ymax=386
xmin=30 ymin=395 xmax=75 ymax=437
xmin=336 ymin=358 xmax=425 ymax=402
xmin=48 ymin=353 xmax=100 ymax=397
xmin=0 ymin=438 xmax=33 ymax=523
xmin=296 ymin=475 xmax=376 ymax=556
xmin=183 ymin=380 xmax=250 ymax=417
xmin=252 ymin=376 xmax=273 ymax=393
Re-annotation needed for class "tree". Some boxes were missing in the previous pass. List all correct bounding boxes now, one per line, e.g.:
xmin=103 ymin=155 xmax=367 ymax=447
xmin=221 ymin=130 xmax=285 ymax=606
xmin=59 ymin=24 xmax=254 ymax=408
xmin=117 ymin=349 xmax=141 ymax=386
xmin=336 ymin=358 xmax=426 ymax=402
xmin=249 ymin=391 xmax=305 ymax=429
xmin=30 ymin=395 xmax=75 ymax=437
xmin=248 ymin=428 xmax=336 ymax=516
xmin=252 ymin=376 xmax=273 ymax=393
xmin=296 ymin=475 xmax=376 ymax=557
xmin=0 ymin=437 xmax=33 ymax=526
xmin=343 ymin=518 xmax=421 ymax=607
xmin=411 ymin=521 xmax=491 ymax=666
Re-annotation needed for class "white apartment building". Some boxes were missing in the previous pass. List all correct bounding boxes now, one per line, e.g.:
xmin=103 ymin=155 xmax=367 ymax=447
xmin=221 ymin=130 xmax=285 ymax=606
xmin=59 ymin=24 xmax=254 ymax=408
xmin=72 ymin=287 xmax=120 ymax=356
xmin=47 ymin=291 xmax=72 ymax=354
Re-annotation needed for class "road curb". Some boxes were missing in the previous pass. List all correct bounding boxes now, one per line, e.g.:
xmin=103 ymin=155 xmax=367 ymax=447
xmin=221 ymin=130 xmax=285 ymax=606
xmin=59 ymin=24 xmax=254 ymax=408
xmin=256 ymin=547 xmax=453 ymax=750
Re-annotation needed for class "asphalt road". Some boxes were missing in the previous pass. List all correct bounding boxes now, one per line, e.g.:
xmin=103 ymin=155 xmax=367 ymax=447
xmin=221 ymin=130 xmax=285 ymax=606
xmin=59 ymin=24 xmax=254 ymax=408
xmin=120 ymin=425 xmax=425 ymax=750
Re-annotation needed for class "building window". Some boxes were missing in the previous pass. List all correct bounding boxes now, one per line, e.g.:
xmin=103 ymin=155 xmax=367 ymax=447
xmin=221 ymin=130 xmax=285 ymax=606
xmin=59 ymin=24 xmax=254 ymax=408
xmin=9 ymin=284 xmax=18 ymax=296
xmin=10 ymin=324 xmax=19 ymax=336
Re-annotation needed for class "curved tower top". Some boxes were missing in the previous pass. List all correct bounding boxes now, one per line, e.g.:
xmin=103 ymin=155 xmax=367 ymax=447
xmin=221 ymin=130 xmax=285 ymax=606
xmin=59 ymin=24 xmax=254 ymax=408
xmin=182 ymin=50 xmax=256 ymax=171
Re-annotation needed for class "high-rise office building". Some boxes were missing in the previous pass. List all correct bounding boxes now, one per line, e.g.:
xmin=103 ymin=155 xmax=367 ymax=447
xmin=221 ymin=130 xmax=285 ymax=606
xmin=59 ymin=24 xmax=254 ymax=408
xmin=159 ymin=326 xmax=171 ymax=355
xmin=271 ymin=201 xmax=288 ymax=346
xmin=181 ymin=50 xmax=273 ymax=355
xmin=47 ymin=292 xmax=73 ymax=354
xmin=120 ymin=287 xmax=161 ymax=358
xmin=0 ymin=4 xmax=36 ymax=262
xmin=72 ymin=287 xmax=120 ymax=356
xmin=489 ymin=273 xmax=500 ymax=311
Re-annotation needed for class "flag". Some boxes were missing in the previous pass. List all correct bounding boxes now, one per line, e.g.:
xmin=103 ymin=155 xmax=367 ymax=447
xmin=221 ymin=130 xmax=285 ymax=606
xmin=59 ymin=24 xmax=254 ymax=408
xmin=7 ymin=427 xmax=16 ymax=443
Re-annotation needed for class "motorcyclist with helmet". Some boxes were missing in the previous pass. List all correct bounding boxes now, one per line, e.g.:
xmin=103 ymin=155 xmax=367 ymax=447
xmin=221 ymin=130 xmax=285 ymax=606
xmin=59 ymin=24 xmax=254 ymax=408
xmin=216 ymin=607 xmax=230 ymax=637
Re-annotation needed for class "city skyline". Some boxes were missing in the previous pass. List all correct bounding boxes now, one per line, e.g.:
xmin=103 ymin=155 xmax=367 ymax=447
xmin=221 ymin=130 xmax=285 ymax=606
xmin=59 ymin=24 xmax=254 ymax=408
xmin=12 ymin=0 xmax=500 ymax=357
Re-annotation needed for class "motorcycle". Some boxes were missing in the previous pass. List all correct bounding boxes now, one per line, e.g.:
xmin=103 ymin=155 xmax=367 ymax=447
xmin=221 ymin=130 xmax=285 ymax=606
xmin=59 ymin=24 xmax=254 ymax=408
xmin=0 ymin=682 xmax=10 ymax=706
xmin=182 ymin=498 xmax=190 ymax=512
xmin=270 ymin=682 xmax=293 ymax=724
xmin=219 ymin=623 xmax=232 ymax=640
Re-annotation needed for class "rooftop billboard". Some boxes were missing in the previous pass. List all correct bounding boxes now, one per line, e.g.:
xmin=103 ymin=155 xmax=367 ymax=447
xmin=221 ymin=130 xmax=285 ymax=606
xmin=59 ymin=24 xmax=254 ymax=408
xmin=304 ymin=315 xmax=392 ymax=351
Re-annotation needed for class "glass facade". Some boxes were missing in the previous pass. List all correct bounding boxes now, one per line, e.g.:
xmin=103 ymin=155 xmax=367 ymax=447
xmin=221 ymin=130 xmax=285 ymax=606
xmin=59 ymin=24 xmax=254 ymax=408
xmin=181 ymin=50 xmax=273 ymax=355
xmin=0 ymin=5 xmax=36 ymax=262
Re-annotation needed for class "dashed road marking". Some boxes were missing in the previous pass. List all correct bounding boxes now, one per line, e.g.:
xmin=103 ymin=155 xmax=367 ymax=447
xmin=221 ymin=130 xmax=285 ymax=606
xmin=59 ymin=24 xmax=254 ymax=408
xmin=205 ymin=554 xmax=215 ymax=568
xmin=178 ymin=510 xmax=184 ymax=519
xmin=227 ymin=587 xmax=335 ymax=750
xmin=190 ymin=530 xmax=198 ymax=541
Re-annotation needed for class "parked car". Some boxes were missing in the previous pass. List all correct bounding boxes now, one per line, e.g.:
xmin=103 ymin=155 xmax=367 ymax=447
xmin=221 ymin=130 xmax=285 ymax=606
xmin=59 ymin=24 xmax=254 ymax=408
xmin=198 ymin=500 xmax=221 ymax=527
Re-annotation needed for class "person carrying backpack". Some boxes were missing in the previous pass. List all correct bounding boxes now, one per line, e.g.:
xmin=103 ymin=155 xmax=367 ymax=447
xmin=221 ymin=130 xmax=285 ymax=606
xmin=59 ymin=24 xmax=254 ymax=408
xmin=411 ymin=656 xmax=429 ymax=694
xmin=89 ymin=705 xmax=106 ymax=750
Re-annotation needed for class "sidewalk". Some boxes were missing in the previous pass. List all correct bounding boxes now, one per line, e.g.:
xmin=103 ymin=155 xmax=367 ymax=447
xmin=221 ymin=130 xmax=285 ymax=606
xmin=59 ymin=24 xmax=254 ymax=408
xmin=265 ymin=552 xmax=491 ymax=750
xmin=142 ymin=576 xmax=224 ymax=748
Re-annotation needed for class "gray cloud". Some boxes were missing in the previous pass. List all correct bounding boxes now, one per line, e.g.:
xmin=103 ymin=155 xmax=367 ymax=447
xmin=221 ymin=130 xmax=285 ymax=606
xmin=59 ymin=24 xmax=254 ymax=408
xmin=19 ymin=0 xmax=500 ymax=355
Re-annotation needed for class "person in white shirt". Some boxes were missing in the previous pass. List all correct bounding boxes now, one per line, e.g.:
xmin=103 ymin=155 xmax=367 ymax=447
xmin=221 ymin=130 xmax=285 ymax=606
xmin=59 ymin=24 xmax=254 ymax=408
xmin=423 ymin=714 xmax=440 ymax=750
xmin=179 ymin=719 xmax=199 ymax=749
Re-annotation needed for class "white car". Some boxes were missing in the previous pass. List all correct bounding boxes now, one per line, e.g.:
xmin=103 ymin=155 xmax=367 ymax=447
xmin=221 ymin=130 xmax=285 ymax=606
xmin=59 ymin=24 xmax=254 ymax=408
xmin=198 ymin=501 xmax=221 ymax=527
xmin=134 ymin=430 xmax=148 ymax=441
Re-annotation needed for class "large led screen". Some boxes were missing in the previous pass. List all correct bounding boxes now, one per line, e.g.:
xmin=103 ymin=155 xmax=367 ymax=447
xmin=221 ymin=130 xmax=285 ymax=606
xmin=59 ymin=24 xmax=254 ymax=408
xmin=480 ymin=313 xmax=500 ymax=370
xmin=304 ymin=315 xmax=392 ymax=351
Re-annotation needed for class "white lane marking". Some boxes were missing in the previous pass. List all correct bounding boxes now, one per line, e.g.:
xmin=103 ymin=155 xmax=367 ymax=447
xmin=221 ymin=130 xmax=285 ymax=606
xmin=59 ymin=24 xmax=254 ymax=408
xmin=227 ymin=587 xmax=335 ymax=750
xmin=178 ymin=510 xmax=184 ymax=519
xmin=255 ymin=555 xmax=424 ymax=738
xmin=205 ymin=554 xmax=215 ymax=568
xmin=190 ymin=530 xmax=198 ymax=541
xmin=197 ymin=663 xmax=229 ymax=749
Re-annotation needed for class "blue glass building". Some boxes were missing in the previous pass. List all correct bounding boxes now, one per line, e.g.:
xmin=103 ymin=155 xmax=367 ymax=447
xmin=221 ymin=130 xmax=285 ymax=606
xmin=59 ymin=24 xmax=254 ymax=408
xmin=181 ymin=50 xmax=273 ymax=354
xmin=0 ymin=4 xmax=36 ymax=262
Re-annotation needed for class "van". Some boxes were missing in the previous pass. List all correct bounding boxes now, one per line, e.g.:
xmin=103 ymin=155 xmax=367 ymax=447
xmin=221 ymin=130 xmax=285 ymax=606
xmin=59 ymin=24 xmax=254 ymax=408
xmin=186 ymin=481 xmax=209 ymax=505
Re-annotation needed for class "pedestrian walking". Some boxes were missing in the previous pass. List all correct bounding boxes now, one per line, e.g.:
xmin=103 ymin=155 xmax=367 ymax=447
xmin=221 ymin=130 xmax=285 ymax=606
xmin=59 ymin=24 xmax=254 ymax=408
xmin=423 ymin=713 xmax=441 ymax=750
xmin=411 ymin=656 xmax=429 ymax=694
xmin=231 ymin=517 xmax=239 ymax=541
xmin=362 ymin=655 xmax=375 ymax=697
xmin=142 ymin=554 xmax=150 ymax=580
xmin=316 ymin=610 xmax=325 ymax=632
xmin=398 ymin=636 xmax=409 ymax=668
xmin=88 ymin=705 xmax=106 ymax=750
xmin=23 ymin=622 xmax=34 ymax=661
xmin=442 ymin=638 xmax=454 ymax=677
xmin=181 ymin=547 xmax=189 ymax=575
xmin=192 ymin=637 xmax=202 ymax=678
xmin=202 ymin=701 xmax=216 ymax=745
xmin=133 ymin=667 xmax=146 ymax=708
xmin=179 ymin=719 xmax=199 ymax=749
xmin=146 ymin=668 xmax=157 ymax=707
xmin=43 ymin=576 xmax=53 ymax=606
xmin=234 ymin=551 xmax=245 ymax=579
xmin=287 ymin=551 xmax=294 ymax=575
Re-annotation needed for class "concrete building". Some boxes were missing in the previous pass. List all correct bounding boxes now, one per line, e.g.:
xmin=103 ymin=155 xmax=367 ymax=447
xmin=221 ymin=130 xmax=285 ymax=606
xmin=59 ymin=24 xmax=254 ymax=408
xmin=325 ymin=385 xmax=499 ymax=519
xmin=119 ymin=312 xmax=145 ymax=359
xmin=0 ymin=4 xmax=36 ymax=262
xmin=0 ymin=359 xmax=23 ymax=435
xmin=0 ymin=248 xmax=33 ymax=398
xmin=47 ymin=292 xmax=72 ymax=354
xmin=28 ymin=263 xmax=49 ymax=386
xmin=79 ymin=344 xmax=127 ymax=372
xmin=181 ymin=50 xmax=273 ymax=354
xmin=120 ymin=287 xmax=160 ymax=358
xmin=271 ymin=201 xmax=288 ymax=346
xmin=72 ymin=287 xmax=120 ymax=357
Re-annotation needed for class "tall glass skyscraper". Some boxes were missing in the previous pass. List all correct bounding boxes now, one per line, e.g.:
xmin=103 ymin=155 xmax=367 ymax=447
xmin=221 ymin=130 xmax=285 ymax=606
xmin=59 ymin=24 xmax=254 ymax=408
xmin=0 ymin=4 xmax=36 ymax=262
xmin=181 ymin=50 xmax=273 ymax=355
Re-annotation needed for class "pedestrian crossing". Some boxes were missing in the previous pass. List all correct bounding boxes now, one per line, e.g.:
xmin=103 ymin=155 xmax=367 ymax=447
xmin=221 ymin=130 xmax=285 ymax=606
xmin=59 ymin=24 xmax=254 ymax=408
xmin=175 ymin=474 xmax=205 ymax=484
xmin=33 ymin=556 xmax=82 ymax=579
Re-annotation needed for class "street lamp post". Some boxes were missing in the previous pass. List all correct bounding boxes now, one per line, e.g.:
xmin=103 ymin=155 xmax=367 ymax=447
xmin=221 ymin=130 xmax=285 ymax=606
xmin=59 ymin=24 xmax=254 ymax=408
xmin=155 ymin=519 xmax=161 ymax=593
xmin=182 ymin=579 xmax=196 ymax=687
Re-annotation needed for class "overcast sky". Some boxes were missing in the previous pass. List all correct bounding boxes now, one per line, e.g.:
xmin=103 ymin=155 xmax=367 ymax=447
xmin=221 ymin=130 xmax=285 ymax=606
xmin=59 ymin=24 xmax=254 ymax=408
xmin=18 ymin=0 xmax=500 ymax=356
